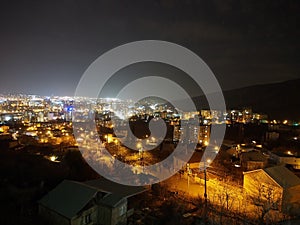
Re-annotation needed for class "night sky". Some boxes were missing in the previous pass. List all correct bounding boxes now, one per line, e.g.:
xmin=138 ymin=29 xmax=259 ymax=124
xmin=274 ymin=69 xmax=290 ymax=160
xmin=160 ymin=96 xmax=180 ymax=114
xmin=0 ymin=0 xmax=299 ymax=96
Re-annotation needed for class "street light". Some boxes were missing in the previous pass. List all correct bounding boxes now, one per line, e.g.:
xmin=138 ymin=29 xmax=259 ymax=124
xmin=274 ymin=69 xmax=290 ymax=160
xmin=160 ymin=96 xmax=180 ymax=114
xmin=203 ymin=158 xmax=211 ymax=224
xmin=136 ymin=142 xmax=142 ymax=149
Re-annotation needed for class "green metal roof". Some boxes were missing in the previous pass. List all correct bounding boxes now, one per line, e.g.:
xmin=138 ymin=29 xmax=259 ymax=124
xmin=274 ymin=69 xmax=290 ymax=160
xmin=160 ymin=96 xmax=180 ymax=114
xmin=39 ymin=180 xmax=98 ymax=219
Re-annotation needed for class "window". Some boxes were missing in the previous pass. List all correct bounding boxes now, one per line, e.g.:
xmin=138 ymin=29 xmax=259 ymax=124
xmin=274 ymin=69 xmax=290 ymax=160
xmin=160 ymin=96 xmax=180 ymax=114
xmin=84 ymin=214 xmax=92 ymax=224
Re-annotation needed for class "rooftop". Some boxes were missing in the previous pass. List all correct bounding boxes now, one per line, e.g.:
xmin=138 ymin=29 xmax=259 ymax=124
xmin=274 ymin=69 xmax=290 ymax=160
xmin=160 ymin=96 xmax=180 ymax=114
xmin=240 ymin=150 xmax=267 ymax=162
xmin=84 ymin=178 xmax=148 ymax=198
xmin=264 ymin=166 xmax=300 ymax=188
xmin=39 ymin=180 xmax=98 ymax=219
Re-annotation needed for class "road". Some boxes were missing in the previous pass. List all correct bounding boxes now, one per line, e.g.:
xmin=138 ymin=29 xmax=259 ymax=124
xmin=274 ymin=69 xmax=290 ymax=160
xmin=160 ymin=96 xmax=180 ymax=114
xmin=162 ymin=173 xmax=284 ymax=222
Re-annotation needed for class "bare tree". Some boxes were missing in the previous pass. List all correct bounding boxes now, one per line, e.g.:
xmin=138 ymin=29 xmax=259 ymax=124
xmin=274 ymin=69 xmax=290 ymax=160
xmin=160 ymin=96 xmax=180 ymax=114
xmin=213 ymin=180 xmax=237 ymax=225
xmin=246 ymin=177 xmax=282 ymax=224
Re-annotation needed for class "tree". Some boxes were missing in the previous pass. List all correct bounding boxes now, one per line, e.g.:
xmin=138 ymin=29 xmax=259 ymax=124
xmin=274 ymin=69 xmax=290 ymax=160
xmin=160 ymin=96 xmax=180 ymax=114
xmin=246 ymin=176 xmax=282 ymax=225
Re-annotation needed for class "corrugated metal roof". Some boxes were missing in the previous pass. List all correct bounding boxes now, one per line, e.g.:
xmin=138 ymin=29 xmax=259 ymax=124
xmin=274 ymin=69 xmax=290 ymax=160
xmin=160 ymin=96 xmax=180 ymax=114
xmin=39 ymin=180 xmax=98 ymax=219
xmin=264 ymin=166 xmax=300 ymax=188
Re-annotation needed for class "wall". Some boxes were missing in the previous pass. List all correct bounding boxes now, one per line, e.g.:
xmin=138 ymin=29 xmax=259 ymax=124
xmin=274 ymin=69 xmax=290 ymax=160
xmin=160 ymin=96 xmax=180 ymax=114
xmin=97 ymin=198 xmax=128 ymax=225
xmin=39 ymin=204 xmax=70 ymax=225
xmin=282 ymin=185 xmax=300 ymax=215
xmin=243 ymin=170 xmax=283 ymax=210
xmin=110 ymin=200 xmax=127 ymax=225
xmin=269 ymin=153 xmax=300 ymax=169
xmin=98 ymin=205 xmax=112 ymax=225
xmin=244 ymin=161 xmax=266 ymax=171
xmin=71 ymin=205 xmax=98 ymax=225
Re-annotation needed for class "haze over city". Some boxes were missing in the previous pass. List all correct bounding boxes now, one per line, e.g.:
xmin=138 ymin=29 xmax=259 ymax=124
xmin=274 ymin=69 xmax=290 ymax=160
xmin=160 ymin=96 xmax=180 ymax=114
xmin=0 ymin=1 xmax=300 ymax=225
xmin=0 ymin=0 xmax=299 ymax=96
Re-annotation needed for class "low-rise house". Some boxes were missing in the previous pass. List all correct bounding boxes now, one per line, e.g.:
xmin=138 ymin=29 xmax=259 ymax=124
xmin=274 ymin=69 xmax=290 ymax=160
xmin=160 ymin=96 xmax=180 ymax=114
xmin=269 ymin=151 xmax=300 ymax=170
xmin=39 ymin=180 xmax=100 ymax=225
xmin=39 ymin=179 xmax=147 ymax=225
xmin=174 ymin=151 xmax=203 ymax=171
xmin=240 ymin=150 xmax=268 ymax=171
xmin=243 ymin=166 xmax=300 ymax=215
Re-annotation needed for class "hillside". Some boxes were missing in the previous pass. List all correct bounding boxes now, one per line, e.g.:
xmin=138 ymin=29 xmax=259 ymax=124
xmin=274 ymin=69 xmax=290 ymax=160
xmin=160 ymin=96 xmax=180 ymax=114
xmin=190 ymin=79 xmax=300 ymax=120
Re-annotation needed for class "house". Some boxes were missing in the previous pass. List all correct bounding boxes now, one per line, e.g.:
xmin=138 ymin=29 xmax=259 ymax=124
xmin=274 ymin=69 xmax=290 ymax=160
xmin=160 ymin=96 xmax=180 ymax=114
xmin=39 ymin=179 xmax=147 ymax=225
xmin=269 ymin=151 xmax=300 ymax=170
xmin=39 ymin=180 xmax=100 ymax=225
xmin=174 ymin=151 xmax=203 ymax=171
xmin=240 ymin=150 xmax=268 ymax=170
xmin=84 ymin=178 xmax=148 ymax=222
xmin=243 ymin=166 xmax=300 ymax=215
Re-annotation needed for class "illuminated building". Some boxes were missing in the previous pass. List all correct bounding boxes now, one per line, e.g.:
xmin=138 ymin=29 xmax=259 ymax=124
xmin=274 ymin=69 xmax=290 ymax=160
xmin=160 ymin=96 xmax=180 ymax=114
xmin=243 ymin=166 xmax=300 ymax=215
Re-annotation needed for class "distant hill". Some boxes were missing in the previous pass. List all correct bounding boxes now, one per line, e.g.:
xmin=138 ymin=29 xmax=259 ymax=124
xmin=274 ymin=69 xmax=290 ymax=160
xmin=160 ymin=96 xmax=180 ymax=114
xmin=190 ymin=79 xmax=300 ymax=120
xmin=223 ymin=79 xmax=300 ymax=120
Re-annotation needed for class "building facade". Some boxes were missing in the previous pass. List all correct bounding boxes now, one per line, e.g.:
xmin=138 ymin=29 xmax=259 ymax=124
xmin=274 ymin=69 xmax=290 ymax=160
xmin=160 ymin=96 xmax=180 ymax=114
xmin=39 ymin=180 xmax=145 ymax=225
